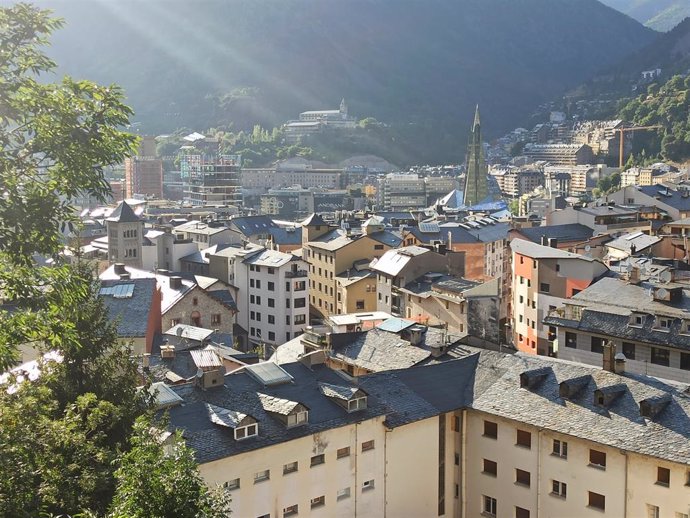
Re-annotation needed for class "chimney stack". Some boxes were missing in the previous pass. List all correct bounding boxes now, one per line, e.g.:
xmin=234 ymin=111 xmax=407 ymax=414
xmin=548 ymin=238 xmax=558 ymax=248
xmin=540 ymin=235 xmax=548 ymax=246
xmin=602 ymin=341 xmax=617 ymax=373
xmin=114 ymin=263 xmax=126 ymax=275
xmin=169 ymin=276 xmax=182 ymax=290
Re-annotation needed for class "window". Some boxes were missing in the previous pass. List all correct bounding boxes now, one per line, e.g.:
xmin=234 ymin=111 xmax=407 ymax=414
xmin=483 ymin=459 xmax=497 ymax=477
xmin=337 ymin=447 xmax=350 ymax=459
xmin=483 ymin=420 xmax=498 ymax=439
xmin=295 ymin=314 xmax=306 ymax=325
xmin=515 ymin=468 xmax=531 ymax=487
xmin=588 ymin=491 xmax=605 ymax=511
xmin=250 ymin=295 xmax=255 ymax=303
xmin=256 ymin=280 xmax=261 ymax=289
xmin=337 ymin=487 xmax=351 ymax=500
xmin=455 ymin=453 xmax=460 ymax=465
xmin=515 ymin=507 xmax=530 ymax=518
xmin=283 ymin=504 xmax=298 ymax=517
xmin=647 ymin=505 xmax=660 ymax=518
xmin=552 ymin=439 xmax=568 ymax=458
xmin=374 ymin=244 xmax=384 ymax=250
xmin=540 ymin=283 xmax=550 ymax=293
xmin=256 ymin=296 xmax=261 ymax=305
xmin=589 ymin=449 xmax=606 ymax=469
xmin=657 ymin=466 xmax=670 ymax=487
xmin=294 ymin=298 xmax=306 ymax=308
xmin=348 ymin=397 xmax=367 ymax=412
xmin=287 ymin=410 xmax=308 ymax=428
xmin=631 ymin=314 xmax=644 ymax=326
xmin=310 ymin=454 xmax=325 ymax=467
xmin=516 ymin=429 xmax=531 ymax=449
xmin=286 ymin=299 xmax=290 ymax=308
xmin=362 ymin=479 xmax=375 ymax=491
xmin=362 ymin=440 xmax=375 ymax=452
xmin=256 ymin=312 xmax=262 ymax=322
xmin=658 ymin=318 xmax=673 ymax=331
xmin=268 ymin=331 xmax=275 ymax=341
xmin=483 ymin=495 xmax=497 ymax=517
xmin=651 ymin=347 xmax=670 ymax=366
xmin=170 ymin=318 xmax=180 ymax=327
xmin=235 ymin=423 xmax=258 ymax=440
xmin=565 ymin=332 xmax=577 ymax=348
xmin=223 ymin=478 xmax=240 ymax=490
xmin=283 ymin=461 xmax=298 ymax=474
xmin=682 ymin=353 xmax=690 ymax=371
xmin=551 ymin=480 xmax=567 ymax=498
xmin=268 ymin=298 xmax=275 ymax=308
xmin=267 ymin=267 xmax=275 ymax=275
xmin=590 ymin=336 xmax=604 ymax=354
xmin=254 ymin=469 xmax=270 ymax=483
xmin=268 ymin=315 xmax=275 ymax=324
xmin=623 ymin=342 xmax=636 ymax=360
xmin=676 ymin=513 xmax=689 ymax=518
xmin=356 ymin=300 xmax=365 ymax=310
xmin=211 ymin=314 xmax=221 ymax=325
xmin=310 ymin=496 xmax=325 ymax=509
xmin=250 ymin=279 xmax=255 ymax=288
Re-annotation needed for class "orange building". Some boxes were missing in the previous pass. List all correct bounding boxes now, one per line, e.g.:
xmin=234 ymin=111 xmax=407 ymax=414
xmin=511 ymin=238 xmax=608 ymax=356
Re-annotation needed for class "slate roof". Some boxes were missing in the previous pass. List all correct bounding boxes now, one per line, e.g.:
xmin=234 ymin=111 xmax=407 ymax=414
xmin=168 ymin=351 xmax=690 ymax=466
xmin=302 ymin=213 xmax=326 ymax=226
xmin=367 ymin=230 xmax=403 ymax=247
xmin=268 ymin=227 xmax=302 ymax=245
xmin=230 ymin=215 xmax=278 ymax=236
xmin=515 ymin=223 xmax=594 ymax=244
xmin=100 ymin=278 xmax=156 ymax=337
xmin=243 ymin=249 xmax=293 ymax=268
xmin=406 ymin=221 xmax=509 ymax=245
xmin=106 ymin=201 xmax=141 ymax=223
xmin=328 ymin=330 xmax=432 ymax=371
xmin=606 ymin=232 xmax=660 ymax=254
xmin=318 ymin=382 xmax=362 ymax=401
xmin=207 ymin=290 xmax=237 ymax=311
xmin=638 ymin=185 xmax=690 ymax=212
xmin=544 ymin=278 xmax=690 ymax=351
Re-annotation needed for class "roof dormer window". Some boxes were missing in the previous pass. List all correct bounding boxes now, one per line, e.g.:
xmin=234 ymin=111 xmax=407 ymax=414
xmin=629 ymin=313 xmax=645 ymax=327
xmin=235 ymin=423 xmax=258 ymax=440
xmin=287 ymin=410 xmax=308 ymax=428
xmin=348 ymin=396 xmax=368 ymax=412
xmin=656 ymin=317 xmax=673 ymax=331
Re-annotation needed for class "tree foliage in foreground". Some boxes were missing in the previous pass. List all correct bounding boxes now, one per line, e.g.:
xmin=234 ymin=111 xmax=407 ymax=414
xmin=0 ymin=4 xmax=228 ymax=516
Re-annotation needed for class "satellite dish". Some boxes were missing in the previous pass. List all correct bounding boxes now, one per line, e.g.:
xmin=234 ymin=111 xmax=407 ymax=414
xmin=626 ymin=264 xmax=634 ymax=273
xmin=585 ymin=245 xmax=591 ymax=252
xmin=176 ymin=326 xmax=183 ymax=337
xmin=660 ymin=271 xmax=672 ymax=283
xmin=656 ymin=288 xmax=669 ymax=299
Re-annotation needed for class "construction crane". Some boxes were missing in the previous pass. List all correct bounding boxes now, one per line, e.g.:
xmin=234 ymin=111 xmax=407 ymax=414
xmin=618 ymin=125 xmax=663 ymax=168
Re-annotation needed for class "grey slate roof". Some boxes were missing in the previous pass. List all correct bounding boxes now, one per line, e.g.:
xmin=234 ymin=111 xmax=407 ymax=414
xmin=100 ymin=278 xmax=156 ymax=337
xmin=639 ymin=185 xmax=690 ymax=212
xmin=106 ymin=201 xmax=141 ymax=223
xmin=168 ymin=351 xmax=690 ymax=466
xmin=318 ymin=382 xmax=363 ymax=401
xmin=328 ymin=329 xmax=432 ymax=372
xmin=511 ymin=238 xmax=596 ymax=261
xmin=515 ymin=223 xmax=594 ymax=244
xmin=230 ymin=215 xmax=278 ymax=236
xmin=367 ymin=230 xmax=403 ymax=247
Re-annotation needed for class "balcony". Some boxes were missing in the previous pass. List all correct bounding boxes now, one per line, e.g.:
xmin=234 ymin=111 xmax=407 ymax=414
xmin=285 ymin=269 xmax=308 ymax=278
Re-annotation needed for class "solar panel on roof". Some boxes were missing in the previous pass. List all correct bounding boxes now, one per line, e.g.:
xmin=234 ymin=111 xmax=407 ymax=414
xmin=245 ymin=362 xmax=294 ymax=386
xmin=99 ymin=284 xmax=135 ymax=299
xmin=419 ymin=222 xmax=440 ymax=233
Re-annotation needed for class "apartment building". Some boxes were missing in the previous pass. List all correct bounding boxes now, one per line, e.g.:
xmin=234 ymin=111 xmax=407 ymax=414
xmin=511 ymin=239 xmax=608 ymax=356
xmin=609 ymin=184 xmax=690 ymax=221
xmin=181 ymin=153 xmax=242 ymax=207
xmin=523 ymin=143 xmax=594 ymax=166
xmin=303 ymin=215 xmax=401 ymax=317
xmin=545 ymin=276 xmax=690 ymax=382
xmin=491 ymin=167 xmax=544 ymax=198
xmin=166 ymin=349 xmax=690 ymax=518
xmin=546 ymin=204 xmax=652 ymax=236
xmin=234 ymin=248 xmax=310 ymax=351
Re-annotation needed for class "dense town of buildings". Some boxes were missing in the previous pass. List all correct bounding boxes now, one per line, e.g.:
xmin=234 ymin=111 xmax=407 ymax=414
xmin=15 ymin=107 xmax=690 ymax=517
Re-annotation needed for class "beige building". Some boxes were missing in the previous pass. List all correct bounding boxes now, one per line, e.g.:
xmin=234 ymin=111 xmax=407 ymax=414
xmin=167 ymin=349 xmax=690 ymax=518
xmin=303 ymin=215 xmax=400 ymax=317
xmin=105 ymin=201 xmax=144 ymax=268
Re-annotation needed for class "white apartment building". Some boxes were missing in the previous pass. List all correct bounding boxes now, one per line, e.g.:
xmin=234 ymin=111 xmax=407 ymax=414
xmin=167 ymin=349 xmax=690 ymax=518
xmin=233 ymin=248 xmax=309 ymax=351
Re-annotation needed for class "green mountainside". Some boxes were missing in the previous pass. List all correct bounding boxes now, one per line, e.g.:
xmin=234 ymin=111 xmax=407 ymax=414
xmin=599 ymin=0 xmax=690 ymax=31
xmin=619 ymin=75 xmax=690 ymax=162
xmin=20 ymin=0 xmax=656 ymax=163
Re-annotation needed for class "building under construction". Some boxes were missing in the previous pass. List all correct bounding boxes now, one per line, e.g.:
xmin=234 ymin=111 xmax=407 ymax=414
xmin=181 ymin=153 xmax=242 ymax=207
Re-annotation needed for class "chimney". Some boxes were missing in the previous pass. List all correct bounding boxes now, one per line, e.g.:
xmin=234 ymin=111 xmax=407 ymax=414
xmin=629 ymin=266 xmax=640 ymax=284
xmin=614 ymin=352 xmax=626 ymax=375
xmin=119 ymin=272 xmax=131 ymax=280
xmin=114 ymin=263 xmax=126 ymax=275
xmin=169 ymin=276 xmax=183 ymax=290
xmin=540 ymin=235 xmax=548 ymax=246
xmin=602 ymin=341 xmax=616 ymax=373
xmin=160 ymin=344 xmax=176 ymax=359
xmin=548 ymin=238 xmax=558 ymax=248
xmin=142 ymin=353 xmax=150 ymax=369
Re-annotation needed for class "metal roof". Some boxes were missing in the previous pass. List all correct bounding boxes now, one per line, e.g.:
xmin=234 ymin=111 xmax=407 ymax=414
xmin=246 ymin=362 xmax=294 ymax=386
xmin=149 ymin=382 xmax=184 ymax=409
xmin=377 ymin=317 xmax=416 ymax=333
xmin=190 ymin=347 xmax=223 ymax=369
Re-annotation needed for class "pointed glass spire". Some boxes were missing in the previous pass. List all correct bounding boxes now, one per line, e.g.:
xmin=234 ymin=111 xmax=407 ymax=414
xmin=463 ymin=105 xmax=489 ymax=206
